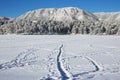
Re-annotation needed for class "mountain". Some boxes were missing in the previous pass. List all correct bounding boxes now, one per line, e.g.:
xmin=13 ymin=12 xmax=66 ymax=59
xmin=17 ymin=7 xmax=99 ymax=22
xmin=0 ymin=7 xmax=120 ymax=35
xmin=0 ymin=16 xmax=12 ymax=26
xmin=94 ymin=12 xmax=120 ymax=22
xmin=0 ymin=16 xmax=10 ymax=20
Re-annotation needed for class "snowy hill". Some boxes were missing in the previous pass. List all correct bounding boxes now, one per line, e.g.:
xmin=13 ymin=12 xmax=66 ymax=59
xmin=94 ymin=12 xmax=120 ymax=22
xmin=0 ymin=16 xmax=14 ymax=26
xmin=17 ymin=7 xmax=99 ymax=22
xmin=0 ymin=7 xmax=120 ymax=35
xmin=0 ymin=16 xmax=11 ymax=26
xmin=0 ymin=16 xmax=10 ymax=20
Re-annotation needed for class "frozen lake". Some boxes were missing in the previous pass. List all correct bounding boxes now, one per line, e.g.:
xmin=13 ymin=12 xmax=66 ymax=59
xmin=0 ymin=35 xmax=120 ymax=80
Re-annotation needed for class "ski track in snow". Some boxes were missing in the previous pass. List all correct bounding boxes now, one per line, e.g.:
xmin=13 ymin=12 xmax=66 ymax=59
xmin=43 ymin=44 xmax=102 ymax=80
xmin=43 ymin=44 xmax=73 ymax=80
xmin=56 ymin=44 xmax=73 ymax=80
xmin=0 ymin=48 xmax=38 ymax=70
xmin=72 ymin=56 xmax=102 ymax=79
xmin=0 ymin=44 xmax=114 ymax=80
xmin=0 ymin=44 xmax=101 ymax=80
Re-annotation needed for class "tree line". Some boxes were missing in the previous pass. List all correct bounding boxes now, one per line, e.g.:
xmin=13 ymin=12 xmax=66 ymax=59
xmin=0 ymin=19 xmax=120 ymax=35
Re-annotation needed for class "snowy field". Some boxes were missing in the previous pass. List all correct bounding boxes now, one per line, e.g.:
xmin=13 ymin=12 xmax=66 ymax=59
xmin=0 ymin=35 xmax=120 ymax=80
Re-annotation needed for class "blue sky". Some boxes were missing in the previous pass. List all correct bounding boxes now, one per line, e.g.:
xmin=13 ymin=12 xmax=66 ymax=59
xmin=0 ymin=0 xmax=120 ymax=18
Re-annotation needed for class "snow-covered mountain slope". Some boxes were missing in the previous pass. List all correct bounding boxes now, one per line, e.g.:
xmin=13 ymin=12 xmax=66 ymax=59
xmin=0 ymin=16 xmax=10 ymax=20
xmin=0 ymin=7 xmax=120 ymax=35
xmin=94 ymin=12 xmax=120 ymax=22
xmin=17 ymin=7 xmax=99 ymax=22
xmin=0 ymin=35 xmax=120 ymax=80
xmin=0 ymin=16 xmax=12 ymax=26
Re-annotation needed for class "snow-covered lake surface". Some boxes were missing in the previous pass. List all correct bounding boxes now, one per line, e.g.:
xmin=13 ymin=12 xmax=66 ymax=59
xmin=0 ymin=35 xmax=120 ymax=80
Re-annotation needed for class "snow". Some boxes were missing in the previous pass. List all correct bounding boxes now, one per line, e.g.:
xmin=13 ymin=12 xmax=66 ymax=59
xmin=0 ymin=35 xmax=120 ymax=80
xmin=94 ymin=12 xmax=120 ymax=22
xmin=17 ymin=7 xmax=99 ymax=22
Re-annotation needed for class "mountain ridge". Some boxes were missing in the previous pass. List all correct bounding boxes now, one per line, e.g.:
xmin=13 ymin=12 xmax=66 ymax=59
xmin=17 ymin=7 xmax=99 ymax=22
xmin=94 ymin=12 xmax=120 ymax=22
xmin=0 ymin=7 xmax=120 ymax=35
xmin=1 ymin=7 xmax=120 ymax=22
